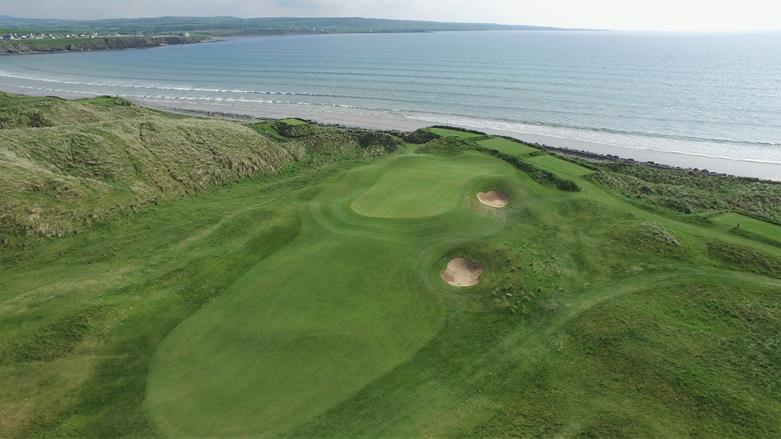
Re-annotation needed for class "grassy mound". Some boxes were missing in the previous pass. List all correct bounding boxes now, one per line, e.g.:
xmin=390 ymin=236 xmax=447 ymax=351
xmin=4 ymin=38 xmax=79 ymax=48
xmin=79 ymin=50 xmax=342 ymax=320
xmin=708 ymin=241 xmax=781 ymax=278
xmin=469 ymin=281 xmax=781 ymax=438
xmin=589 ymin=160 xmax=781 ymax=222
xmin=0 ymin=93 xmax=153 ymax=129
xmin=1 ymin=94 xmax=402 ymax=245
xmin=609 ymin=221 xmax=685 ymax=257
xmin=1 ymin=114 xmax=293 ymax=244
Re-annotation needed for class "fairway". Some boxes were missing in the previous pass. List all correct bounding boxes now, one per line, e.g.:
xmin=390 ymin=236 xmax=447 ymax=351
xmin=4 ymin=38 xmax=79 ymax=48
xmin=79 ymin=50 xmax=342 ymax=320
xmin=711 ymin=212 xmax=781 ymax=246
xmin=2 ymin=109 xmax=780 ymax=437
xmin=526 ymin=153 xmax=595 ymax=176
xmin=148 ymin=231 xmax=446 ymax=437
xmin=477 ymin=137 xmax=540 ymax=156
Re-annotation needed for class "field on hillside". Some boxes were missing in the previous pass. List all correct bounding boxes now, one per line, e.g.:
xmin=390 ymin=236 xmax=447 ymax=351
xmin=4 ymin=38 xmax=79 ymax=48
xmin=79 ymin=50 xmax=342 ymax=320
xmin=1 ymin=95 xmax=780 ymax=438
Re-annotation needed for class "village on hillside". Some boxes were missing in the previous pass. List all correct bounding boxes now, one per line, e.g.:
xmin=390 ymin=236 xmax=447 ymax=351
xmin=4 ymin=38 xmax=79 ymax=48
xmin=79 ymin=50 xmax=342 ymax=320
xmin=1 ymin=31 xmax=191 ymax=41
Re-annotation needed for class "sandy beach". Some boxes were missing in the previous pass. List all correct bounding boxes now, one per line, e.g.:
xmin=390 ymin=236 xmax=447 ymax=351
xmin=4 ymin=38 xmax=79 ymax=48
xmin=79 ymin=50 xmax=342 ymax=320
xmin=2 ymin=82 xmax=778 ymax=181
xmin=138 ymin=97 xmax=781 ymax=182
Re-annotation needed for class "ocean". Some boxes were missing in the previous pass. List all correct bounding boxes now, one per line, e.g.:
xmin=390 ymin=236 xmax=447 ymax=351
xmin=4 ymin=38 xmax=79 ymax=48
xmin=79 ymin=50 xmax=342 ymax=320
xmin=2 ymin=31 xmax=780 ymax=177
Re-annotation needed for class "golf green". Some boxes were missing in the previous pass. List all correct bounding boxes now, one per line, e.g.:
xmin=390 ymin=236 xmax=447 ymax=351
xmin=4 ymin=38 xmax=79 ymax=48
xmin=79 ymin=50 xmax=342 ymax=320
xmin=351 ymin=154 xmax=510 ymax=219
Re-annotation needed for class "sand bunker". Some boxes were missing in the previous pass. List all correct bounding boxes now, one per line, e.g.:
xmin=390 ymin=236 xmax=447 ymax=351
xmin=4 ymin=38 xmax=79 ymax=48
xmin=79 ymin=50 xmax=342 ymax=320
xmin=477 ymin=191 xmax=509 ymax=208
xmin=441 ymin=257 xmax=484 ymax=287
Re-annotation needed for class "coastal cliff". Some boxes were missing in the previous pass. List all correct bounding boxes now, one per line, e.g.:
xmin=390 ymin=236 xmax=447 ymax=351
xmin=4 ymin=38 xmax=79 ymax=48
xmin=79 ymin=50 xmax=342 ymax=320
xmin=0 ymin=35 xmax=203 ymax=55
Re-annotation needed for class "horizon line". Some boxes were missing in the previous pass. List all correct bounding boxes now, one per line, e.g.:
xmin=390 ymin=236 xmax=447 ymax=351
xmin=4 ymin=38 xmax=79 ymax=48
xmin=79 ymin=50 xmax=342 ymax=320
xmin=2 ymin=14 xmax=780 ymax=33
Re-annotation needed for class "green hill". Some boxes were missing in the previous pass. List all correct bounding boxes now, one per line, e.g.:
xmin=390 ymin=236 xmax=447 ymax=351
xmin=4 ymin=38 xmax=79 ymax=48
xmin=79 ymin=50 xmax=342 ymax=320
xmin=0 ymin=93 xmax=397 ymax=245
xmin=0 ymin=95 xmax=153 ymax=129
xmin=0 ymin=16 xmax=573 ymax=54
xmin=0 ymin=36 xmax=203 ymax=55
xmin=0 ymin=94 xmax=297 ymax=244
xmin=0 ymin=96 xmax=779 ymax=438
xmin=0 ymin=15 xmax=567 ymax=35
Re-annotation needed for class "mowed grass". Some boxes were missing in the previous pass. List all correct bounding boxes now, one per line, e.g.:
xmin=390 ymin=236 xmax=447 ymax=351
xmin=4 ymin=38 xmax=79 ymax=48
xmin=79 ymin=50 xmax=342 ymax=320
xmin=711 ymin=212 xmax=781 ymax=246
xmin=527 ymin=153 xmax=595 ymax=177
xmin=2 ymin=132 xmax=780 ymax=437
xmin=147 ymin=150 xmax=520 ymax=436
xmin=148 ymin=231 xmax=446 ymax=437
xmin=351 ymin=153 xmax=511 ymax=218
xmin=477 ymin=137 xmax=540 ymax=156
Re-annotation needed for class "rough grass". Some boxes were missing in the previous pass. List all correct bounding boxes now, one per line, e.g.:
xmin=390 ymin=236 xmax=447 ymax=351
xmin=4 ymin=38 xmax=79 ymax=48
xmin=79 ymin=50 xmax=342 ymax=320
xmin=708 ymin=240 xmax=781 ymax=278
xmin=0 ymin=115 xmax=294 ymax=244
xmin=467 ymin=281 xmax=781 ymax=438
xmin=608 ymin=221 xmax=685 ymax=257
xmin=0 ymin=92 xmax=153 ymax=129
xmin=0 ymin=94 xmax=396 ymax=245
xmin=429 ymin=126 xmax=485 ymax=139
xmin=589 ymin=160 xmax=781 ymax=222
xmin=1 ymin=306 xmax=103 ymax=363
xmin=280 ymin=117 xmax=308 ymax=126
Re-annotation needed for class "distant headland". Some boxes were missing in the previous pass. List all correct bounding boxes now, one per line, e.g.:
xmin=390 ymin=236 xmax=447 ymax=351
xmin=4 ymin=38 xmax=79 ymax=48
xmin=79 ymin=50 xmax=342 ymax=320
xmin=0 ymin=15 xmax=585 ymax=54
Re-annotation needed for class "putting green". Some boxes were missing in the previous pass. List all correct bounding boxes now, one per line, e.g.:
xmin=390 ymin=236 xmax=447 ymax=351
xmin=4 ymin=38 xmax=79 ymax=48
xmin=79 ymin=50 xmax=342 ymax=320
xmin=351 ymin=153 xmax=508 ymax=219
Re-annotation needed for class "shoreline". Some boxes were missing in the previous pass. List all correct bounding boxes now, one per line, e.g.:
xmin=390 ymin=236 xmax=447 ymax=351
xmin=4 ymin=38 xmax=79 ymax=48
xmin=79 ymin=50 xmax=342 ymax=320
xmin=137 ymin=98 xmax=781 ymax=182
xmin=0 ymin=29 xmax=585 ymax=57
xmin=0 ymin=36 xmax=208 ymax=56
xmin=1 ymin=86 xmax=777 ymax=182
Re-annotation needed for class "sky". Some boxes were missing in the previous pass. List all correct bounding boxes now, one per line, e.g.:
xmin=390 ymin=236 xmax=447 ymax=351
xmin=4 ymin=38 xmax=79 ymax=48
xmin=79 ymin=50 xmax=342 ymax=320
xmin=1 ymin=0 xmax=780 ymax=32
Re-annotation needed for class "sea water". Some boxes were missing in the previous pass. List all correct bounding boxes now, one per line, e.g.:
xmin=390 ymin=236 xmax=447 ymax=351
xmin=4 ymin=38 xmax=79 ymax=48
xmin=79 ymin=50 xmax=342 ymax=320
xmin=1 ymin=31 xmax=780 ymax=168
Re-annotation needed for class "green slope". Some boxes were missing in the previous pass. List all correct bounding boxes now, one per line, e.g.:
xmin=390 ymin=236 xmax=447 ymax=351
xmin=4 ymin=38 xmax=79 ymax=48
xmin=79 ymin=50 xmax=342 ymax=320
xmin=0 ymin=94 xmax=153 ymax=129
xmin=1 ymin=102 xmax=779 ymax=438
xmin=0 ymin=16 xmax=567 ymax=37
xmin=0 ymin=107 xmax=294 ymax=243
xmin=0 ymin=94 xmax=399 ymax=245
